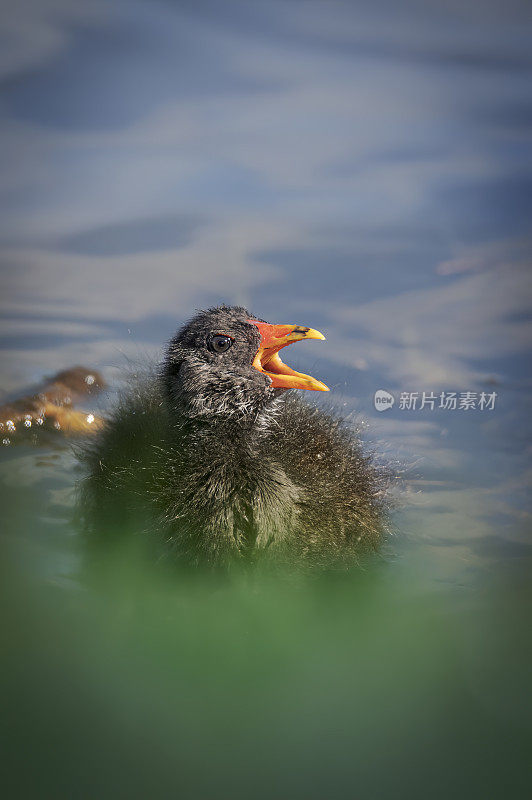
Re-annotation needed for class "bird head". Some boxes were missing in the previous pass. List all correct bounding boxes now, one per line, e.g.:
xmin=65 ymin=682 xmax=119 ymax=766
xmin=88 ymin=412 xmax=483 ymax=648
xmin=163 ymin=305 xmax=328 ymax=422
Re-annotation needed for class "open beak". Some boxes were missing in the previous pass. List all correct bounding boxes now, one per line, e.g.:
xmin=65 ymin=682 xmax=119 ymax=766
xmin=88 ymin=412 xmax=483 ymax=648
xmin=248 ymin=321 xmax=329 ymax=392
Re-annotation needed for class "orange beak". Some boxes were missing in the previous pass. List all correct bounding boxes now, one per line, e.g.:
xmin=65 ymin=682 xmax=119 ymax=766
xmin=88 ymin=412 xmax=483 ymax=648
xmin=248 ymin=321 xmax=329 ymax=392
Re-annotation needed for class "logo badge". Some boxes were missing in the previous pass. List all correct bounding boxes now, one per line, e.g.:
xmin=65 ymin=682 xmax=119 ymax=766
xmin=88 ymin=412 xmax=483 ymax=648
xmin=374 ymin=390 xmax=395 ymax=411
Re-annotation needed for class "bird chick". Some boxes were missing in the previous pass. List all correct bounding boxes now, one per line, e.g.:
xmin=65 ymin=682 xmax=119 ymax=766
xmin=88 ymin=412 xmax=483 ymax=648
xmin=80 ymin=306 xmax=388 ymax=568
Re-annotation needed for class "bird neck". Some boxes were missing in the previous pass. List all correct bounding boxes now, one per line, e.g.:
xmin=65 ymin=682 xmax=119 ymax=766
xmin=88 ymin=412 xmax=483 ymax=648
xmin=171 ymin=396 xmax=282 ymax=455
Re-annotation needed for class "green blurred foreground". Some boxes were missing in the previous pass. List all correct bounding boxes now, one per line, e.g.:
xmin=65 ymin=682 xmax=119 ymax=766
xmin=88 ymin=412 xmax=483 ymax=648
xmin=1 ymin=451 xmax=531 ymax=799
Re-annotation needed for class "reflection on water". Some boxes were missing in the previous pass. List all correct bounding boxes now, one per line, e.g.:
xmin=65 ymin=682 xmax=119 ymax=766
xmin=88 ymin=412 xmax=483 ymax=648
xmin=1 ymin=0 xmax=531 ymax=795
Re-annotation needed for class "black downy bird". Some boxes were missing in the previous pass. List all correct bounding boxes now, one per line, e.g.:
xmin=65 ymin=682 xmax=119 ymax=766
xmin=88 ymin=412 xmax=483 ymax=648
xmin=81 ymin=306 xmax=388 ymax=568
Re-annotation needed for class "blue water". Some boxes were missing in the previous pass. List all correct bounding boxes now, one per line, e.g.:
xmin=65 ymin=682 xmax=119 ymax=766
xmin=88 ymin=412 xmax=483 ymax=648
xmin=1 ymin=2 xmax=531 ymax=797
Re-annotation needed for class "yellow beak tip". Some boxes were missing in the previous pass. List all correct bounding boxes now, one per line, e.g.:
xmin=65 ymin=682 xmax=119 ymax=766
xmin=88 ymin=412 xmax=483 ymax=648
xmin=307 ymin=379 xmax=330 ymax=392
xmin=305 ymin=328 xmax=325 ymax=341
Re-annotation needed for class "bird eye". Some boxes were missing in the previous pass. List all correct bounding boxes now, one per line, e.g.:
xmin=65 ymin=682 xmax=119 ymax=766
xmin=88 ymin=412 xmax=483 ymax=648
xmin=210 ymin=334 xmax=233 ymax=353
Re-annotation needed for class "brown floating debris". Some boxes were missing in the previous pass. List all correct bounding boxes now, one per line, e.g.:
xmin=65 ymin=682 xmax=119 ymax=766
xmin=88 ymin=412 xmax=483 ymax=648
xmin=0 ymin=366 xmax=106 ymax=440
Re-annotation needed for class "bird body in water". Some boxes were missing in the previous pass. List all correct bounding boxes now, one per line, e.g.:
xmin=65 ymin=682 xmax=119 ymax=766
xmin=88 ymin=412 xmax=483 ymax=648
xmin=81 ymin=306 xmax=388 ymax=568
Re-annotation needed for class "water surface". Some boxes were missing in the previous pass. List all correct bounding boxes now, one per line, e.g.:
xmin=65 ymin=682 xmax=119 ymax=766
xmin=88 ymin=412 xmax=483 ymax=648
xmin=1 ymin=1 xmax=531 ymax=797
